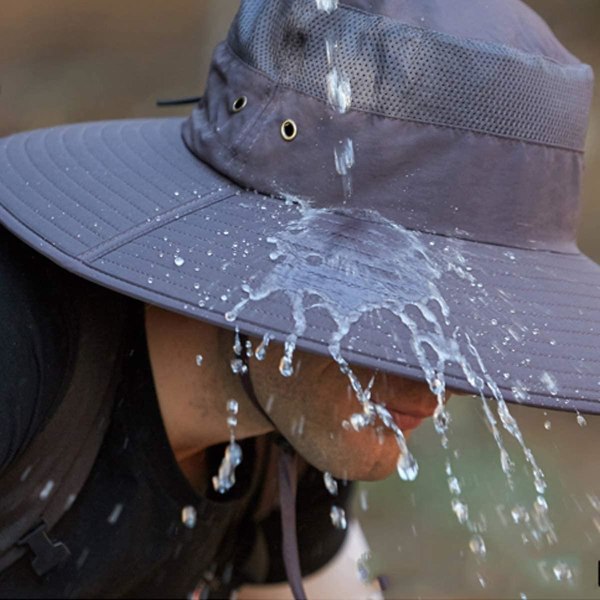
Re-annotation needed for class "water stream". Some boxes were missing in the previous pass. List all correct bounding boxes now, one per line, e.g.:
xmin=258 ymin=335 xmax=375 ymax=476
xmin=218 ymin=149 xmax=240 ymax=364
xmin=319 ymin=1 xmax=354 ymax=201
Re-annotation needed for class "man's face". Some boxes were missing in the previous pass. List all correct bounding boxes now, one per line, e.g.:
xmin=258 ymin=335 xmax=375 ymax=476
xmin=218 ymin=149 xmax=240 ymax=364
xmin=248 ymin=339 xmax=441 ymax=481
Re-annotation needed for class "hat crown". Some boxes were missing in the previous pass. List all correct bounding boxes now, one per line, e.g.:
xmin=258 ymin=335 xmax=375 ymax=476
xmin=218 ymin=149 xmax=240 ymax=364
xmin=184 ymin=0 xmax=595 ymax=253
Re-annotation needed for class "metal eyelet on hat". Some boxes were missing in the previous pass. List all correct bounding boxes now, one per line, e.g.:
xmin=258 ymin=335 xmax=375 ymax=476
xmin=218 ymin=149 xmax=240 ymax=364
xmin=231 ymin=96 xmax=248 ymax=113
xmin=280 ymin=119 xmax=298 ymax=142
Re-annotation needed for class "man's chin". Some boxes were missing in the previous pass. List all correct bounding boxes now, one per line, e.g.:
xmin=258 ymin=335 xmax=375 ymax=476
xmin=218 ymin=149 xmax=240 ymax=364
xmin=321 ymin=447 xmax=401 ymax=482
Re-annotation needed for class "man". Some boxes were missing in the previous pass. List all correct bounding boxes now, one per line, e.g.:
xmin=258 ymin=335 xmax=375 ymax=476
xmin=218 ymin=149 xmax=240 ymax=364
xmin=0 ymin=0 xmax=598 ymax=598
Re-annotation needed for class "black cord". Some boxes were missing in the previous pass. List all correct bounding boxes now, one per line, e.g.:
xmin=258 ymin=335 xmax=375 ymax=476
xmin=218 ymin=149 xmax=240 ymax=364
xmin=155 ymin=96 xmax=202 ymax=107
xmin=237 ymin=334 xmax=307 ymax=600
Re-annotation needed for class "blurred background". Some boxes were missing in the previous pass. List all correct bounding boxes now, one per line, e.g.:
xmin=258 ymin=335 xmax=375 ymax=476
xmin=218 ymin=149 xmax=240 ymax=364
xmin=1 ymin=1 xmax=599 ymax=598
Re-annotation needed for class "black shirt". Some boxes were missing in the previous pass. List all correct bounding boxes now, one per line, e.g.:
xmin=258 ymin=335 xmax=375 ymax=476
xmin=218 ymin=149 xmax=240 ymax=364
xmin=0 ymin=228 xmax=351 ymax=598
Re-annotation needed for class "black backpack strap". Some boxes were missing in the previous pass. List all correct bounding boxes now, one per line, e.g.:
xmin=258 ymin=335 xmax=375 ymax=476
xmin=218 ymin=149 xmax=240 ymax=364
xmin=0 ymin=282 xmax=132 ymax=576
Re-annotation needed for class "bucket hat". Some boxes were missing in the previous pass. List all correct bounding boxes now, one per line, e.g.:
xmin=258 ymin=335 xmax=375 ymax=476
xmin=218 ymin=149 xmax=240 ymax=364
xmin=0 ymin=0 xmax=598 ymax=414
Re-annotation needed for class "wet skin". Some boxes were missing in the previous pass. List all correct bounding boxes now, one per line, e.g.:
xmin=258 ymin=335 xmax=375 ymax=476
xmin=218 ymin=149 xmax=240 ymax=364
xmin=248 ymin=345 xmax=441 ymax=481
xmin=145 ymin=306 xmax=444 ymax=487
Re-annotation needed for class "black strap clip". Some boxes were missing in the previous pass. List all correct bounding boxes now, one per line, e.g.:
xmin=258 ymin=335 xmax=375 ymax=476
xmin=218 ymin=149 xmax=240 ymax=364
xmin=18 ymin=521 xmax=71 ymax=577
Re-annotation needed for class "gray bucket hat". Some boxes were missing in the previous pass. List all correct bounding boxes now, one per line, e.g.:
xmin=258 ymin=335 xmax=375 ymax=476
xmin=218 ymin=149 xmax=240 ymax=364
xmin=0 ymin=0 xmax=598 ymax=413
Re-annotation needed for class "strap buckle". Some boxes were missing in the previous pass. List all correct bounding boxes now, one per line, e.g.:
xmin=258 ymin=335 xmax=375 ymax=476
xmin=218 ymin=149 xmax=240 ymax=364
xmin=18 ymin=521 xmax=71 ymax=576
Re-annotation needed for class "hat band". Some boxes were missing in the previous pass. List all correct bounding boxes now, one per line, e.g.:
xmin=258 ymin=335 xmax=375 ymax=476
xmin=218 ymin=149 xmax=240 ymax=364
xmin=229 ymin=0 xmax=593 ymax=151
xmin=183 ymin=43 xmax=583 ymax=253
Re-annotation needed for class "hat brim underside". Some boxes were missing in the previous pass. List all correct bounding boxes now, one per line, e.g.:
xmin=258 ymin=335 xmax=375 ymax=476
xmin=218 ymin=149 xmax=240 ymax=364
xmin=1 ymin=118 xmax=599 ymax=414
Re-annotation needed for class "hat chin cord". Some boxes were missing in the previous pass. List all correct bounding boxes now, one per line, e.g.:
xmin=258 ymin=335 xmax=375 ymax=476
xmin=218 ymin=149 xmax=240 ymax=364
xmin=238 ymin=334 xmax=307 ymax=600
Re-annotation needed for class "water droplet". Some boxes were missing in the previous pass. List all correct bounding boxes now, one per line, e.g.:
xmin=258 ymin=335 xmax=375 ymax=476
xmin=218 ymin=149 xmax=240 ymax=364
xmin=451 ymin=498 xmax=469 ymax=524
xmin=500 ymin=449 xmax=514 ymax=475
xmin=552 ymin=561 xmax=573 ymax=582
xmin=230 ymin=358 xmax=248 ymax=375
xmin=544 ymin=420 xmax=552 ymax=430
xmin=511 ymin=505 xmax=530 ymax=524
xmin=174 ymin=256 xmax=185 ymax=267
xmin=195 ymin=354 xmax=203 ymax=367
xmin=577 ymin=414 xmax=587 ymax=427
xmin=212 ymin=442 xmax=243 ymax=494
xmin=65 ymin=494 xmax=77 ymax=510
xmin=359 ymin=489 xmax=368 ymax=511
xmin=107 ymin=503 xmax=124 ymax=525
xmin=326 ymin=68 xmax=352 ymax=113
xmin=356 ymin=552 xmax=371 ymax=583
xmin=256 ymin=332 xmax=273 ymax=361
xmin=330 ymin=505 xmax=347 ymax=530
xmin=323 ymin=472 xmax=338 ymax=496
xmin=346 ymin=413 xmax=365 ymax=432
xmin=433 ymin=404 xmax=450 ymax=435
xmin=540 ymin=372 xmax=558 ymax=396
xmin=39 ymin=480 xmax=55 ymax=500
xmin=534 ymin=495 xmax=548 ymax=512
xmin=147 ymin=277 xmax=154 ymax=284
xmin=181 ymin=505 xmax=197 ymax=529
xmin=586 ymin=493 xmax=600 ymax=511
xmin=397 ymin=450 xmax=419 ymax=481
xmin=233 ymin=328 xmax=242 ymax=356
xmin=447 ymin=476 xmax=461 ymax=495
xmin=469 ymin=534 xmax=486 ymax=557
xmin=316 ymin=0 xmax=338 ymax=13
xmin=334 ymin=138 xmax=355 ymax=199
xmin=278 ymin=335 xmax=297 ymax=377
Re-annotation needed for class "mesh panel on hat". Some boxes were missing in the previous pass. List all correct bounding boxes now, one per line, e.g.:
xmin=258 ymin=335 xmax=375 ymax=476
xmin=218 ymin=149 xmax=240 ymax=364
xmin=227 ymin=0 xmax=593 ymax=150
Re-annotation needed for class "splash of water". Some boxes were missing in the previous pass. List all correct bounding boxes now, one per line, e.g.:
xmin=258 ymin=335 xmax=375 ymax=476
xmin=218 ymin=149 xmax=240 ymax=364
xmin=225 ymin=201 xmax=555 ymax=553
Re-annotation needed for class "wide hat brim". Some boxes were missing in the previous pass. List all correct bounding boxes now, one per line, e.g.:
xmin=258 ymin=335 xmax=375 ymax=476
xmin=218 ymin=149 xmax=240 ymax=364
xmin=1 ymin=118 xmax=599 ymax=414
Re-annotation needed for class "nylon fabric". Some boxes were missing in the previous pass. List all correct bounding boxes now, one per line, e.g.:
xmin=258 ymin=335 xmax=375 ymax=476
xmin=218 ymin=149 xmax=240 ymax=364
xmin=228 ymin=0 xmax=592 ymax=149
